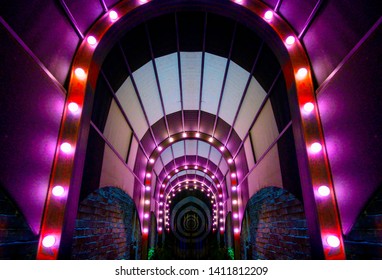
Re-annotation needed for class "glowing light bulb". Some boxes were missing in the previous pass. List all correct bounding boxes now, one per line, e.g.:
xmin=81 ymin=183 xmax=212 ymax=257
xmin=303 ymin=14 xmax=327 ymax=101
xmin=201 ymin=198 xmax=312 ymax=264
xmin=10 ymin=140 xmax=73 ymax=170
xmin=42 ymin=235 xmax=56 ymax=248
xmin=185 ymin=166 xmax=188 ymax=170
xmin=296 ymin=68 xmax=308 ymax=80
xmin=234 ymin=228 xmax=240 ymax=234
xmin=194 ymin=165 xmax=198 ymax=169
xmin=203 ymin=168 xmax=207 ymax=172
xmin=310 ymin=142 xmax=322 ymax=153
xmin=285 ymin=36 xmax=295 ymax=46
xmin=60 ymin=142 xmax=72 ymax=153
xmin=219 ymin=202 xmax=223 ymax=206
xmin=231 ymin=173 xmax=236 ymax=178
xmin=109 ymin=11 xmax=118 ymax=20
xmin=175 ymin=169 xmax=179 ymax=173
xmin=219 ymin=194 xmax=222 ymax=198
xmin=68 ymin=102 xmax=79 ymax=113
xmin=228 ymin=158 xmax=233 ymax=164
xmin=167 ymin=175 xmax=171 ymax=179
xmin=158 ymin=227 xmax=162 ymax=231
xmin=318 ymin=185 xmax=331 ymax=197
xmin=232 ymin=186 xmax=237 ymax=191
xmin=182 ymin=132 xmax=187 ymax=137
xmin=208 ymin=137 xmax=214 ymax=143
xmin=233 ymin=213 xmax=239 ymax=219
xmin=157 ymin=146 xmax=163 ymax=151
xmin=169 ymin=137 xmax=174 ymax=143
xmin=159 ymin=202 xmax=163 ymax=206
xmin=327 ymin=235 xmax=341 ymax=248
xmin=144 ymin=213 xmax=149 ymax=219
xmin=149 ymin=158 xmax=155 ymax=163
xmin=143 ymin=228 xmax=149 ymax=233
xmin=159 ymin=218 xmax=163 ymax=222
xmin=52 ymin=185 xmax=65 ymax=197
xmin=145 ymin=200 xmax=150 ymax=205
xmin=146 ymin=173 xmax=151 ymax=178
xmin=303 ymin=102 xmax=315 ymax=113
xmin=220 ymin=218 xmax=223 ymax=222
xmin=232 ymin=200 xmax=238 ymax=205
xmin=195 ymin=132 xmax=200 ymax=137
xmin=219 ymin=210 xmax=223 ymax=214
xmin=264 ymin=10 xmax=273 ymax=21
xmin=74 ymin=68 xmax=86 ymax=80
xmin=145 ymin=186 xmax=151 ymax=191
xmin=220 ymin=227 xmax=224 ymax=231
xmin=87 ymin=36 xmax=97 ymax=46
xmin=160 ymin=194 xmax=163 ymax=198
xmin=220 ymin=146 xmax=225 ymax=151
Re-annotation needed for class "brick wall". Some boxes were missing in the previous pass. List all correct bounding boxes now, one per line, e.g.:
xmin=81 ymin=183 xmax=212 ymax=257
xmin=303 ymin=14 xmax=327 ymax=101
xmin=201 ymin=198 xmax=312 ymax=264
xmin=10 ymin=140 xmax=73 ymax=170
xmin=71 ymin=187 xmax=141 ymax=259
xmin=344 ymin=187 xmax=382 ymax=259
xmin=241 ymin=187 xmax=311 ymax=259
xmin=0 ymin=188 xmax=38 ymax=259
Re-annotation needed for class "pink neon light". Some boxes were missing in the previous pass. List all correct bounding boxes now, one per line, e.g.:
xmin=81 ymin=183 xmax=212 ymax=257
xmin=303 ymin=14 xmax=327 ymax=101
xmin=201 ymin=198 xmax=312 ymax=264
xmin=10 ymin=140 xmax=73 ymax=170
xmin=159 ymin=202 xmax=163 ymax=206
xmin=162 ymin=184 xmax=165 ymax=188
xmin=52 ymin=186 xmax=65 ymax=197
xmin=264 ymin=10 xmax=273 ymax=21
xmin=158 ymin=227 xmax=163 ymax=231
xmin=303 ymin=102 xmax=315 ymax=113
xmin=109 ymin=11 xmax=118 ymax=21
xmin=220 ymin=218 xmax=223 ymax=222
xmin=326 ymin=235 xmax=341 ymax=248
xmin=219 ymin=194 xmax=222 ymax=198
xmin=219 ymin=210 xmax=223 ymax=214
xmin=310 ymin=142 xmax=322 ymax=153
xmin=74 ymin=68 xmax=86 ymax=80
xmin=318 ymin=185 xmax=331 ymax=197
xmin=87 ymin=36 xmax=97 ymax=46
xmin=285 ymin=36 xmax=295 ymax=46
xmin=60 ymin=142 xmax=72 ymax=153
xmin=296 ymin=68 xmax=308 ymax=80
xmin=68 ymin=102 xmax=79 ymax=113
xmin=211 ymin=175 xmax=215 ymax=179
xmin=42 ymin=235 xmax=56 ymax=248
xmin=219 ymin=202 xmax=223 ymax=206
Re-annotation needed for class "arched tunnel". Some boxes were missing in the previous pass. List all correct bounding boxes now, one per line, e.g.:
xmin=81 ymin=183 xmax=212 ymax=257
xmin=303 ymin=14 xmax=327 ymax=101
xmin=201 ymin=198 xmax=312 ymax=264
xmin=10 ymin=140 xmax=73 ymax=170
xmin=0 ymin=0 xmax=381 ymax=260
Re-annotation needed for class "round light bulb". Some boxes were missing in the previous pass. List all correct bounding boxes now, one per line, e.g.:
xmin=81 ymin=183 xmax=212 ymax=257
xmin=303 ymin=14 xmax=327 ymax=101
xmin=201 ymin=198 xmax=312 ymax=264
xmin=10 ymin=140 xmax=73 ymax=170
xmin=285 ymin=36 xmax=296 ymax=46
xmin=52 ymin=185 xmax=65 ymax=197
xmin=87 ymin=36 xmax=97 ymax=46
xmin=146 ymin=173 xmax=151 ymax=178
xmin=327 ymin=235 xmax=341 ymax=248
xmin=60 ymin=142 xmax=72 ymax=153
xmin=303 ymin=102 xmax=315 ymax=113
xmin=109 ymin=11 xmax=118 ymax=20
xmin=42 ymin=235 xmax=56 ymax=248
xmin=264 ymin=10 xmax=273 ymax=20
xmin=310 ymin=142 xmax=322 ymax=153
xmin=296 ymin=68 xmax=308 ymax=80
xmin=234 ymin=228 xmax=240 ymax=234
xmin=182 ymin=132 xmax=187 ymax=137
xmin=232 ymin=186 xmax=237 ymax=191
xmin=232 ymin=200 xmax=238 ymax=205
xmin=143 ymin=228 xmax=149 ymax=233
xmin=68 ymin=102 xmax=79 ymax=113
xmin=145 ymin=186 xmax=151 ymax=191
xmin=195 ymin=132 xmax=200 ymax=137
xmin=144 ymin=213 xmax=149 ymax=219
xmin=169 ymin=137 xmax=174 ymax=143
xmin=157 ymin=146 xmax=163 ymax=151
xmin=318 ymin=185 xmax=331 ymax=197
xmin=74 ymin=68 xmax=86 ymax=80
xmin=145 ymin=200 xmax=150 ymax=205
xmin=208 ymin=137 xmax=214 ymax=143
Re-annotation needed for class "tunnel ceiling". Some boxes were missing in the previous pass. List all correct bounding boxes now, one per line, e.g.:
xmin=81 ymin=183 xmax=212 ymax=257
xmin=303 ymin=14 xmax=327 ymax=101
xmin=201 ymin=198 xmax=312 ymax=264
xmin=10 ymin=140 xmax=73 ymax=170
xmin=93 ymin=10 xmax=289 ymax=206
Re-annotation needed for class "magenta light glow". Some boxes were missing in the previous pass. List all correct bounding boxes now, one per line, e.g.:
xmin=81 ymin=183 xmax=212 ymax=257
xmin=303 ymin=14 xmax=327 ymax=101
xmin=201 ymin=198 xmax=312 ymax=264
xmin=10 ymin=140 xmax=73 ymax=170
xmin=303 ymin=102 xmax=315 ymax=113
xmin=231 ymin=173 xmax=236 ymax=178
xmin=167 ymin=175 xmax=171 ymax=179
xmin=220 ymin=227 xmax=224 ymax=231
xmin=145 ymin=200 xmax=150 ymax=205
xmin=203 ymin=168 xmax=207 ymax=172
xmin=157 ymin=146 xmax=163 ymax=152
xmin=42 ymin=235 xmax=56 ymax=248
xmin=234 ymin=228 xmax=240 ymax=234
xmin=74 ymin=68 xmax=86 ymax=80
xmin=233 ymin=213 xmax=239 ymax=219
xmin=219 ymin=146 xmax=225 ymax=151
xmin=194 ymin=165 xmax=198 ymax=169
xmin=232 ymin=200 xmax=238 ymax=205
xmin=68 ymin=102 xmax=79 ymax=113
xmin=285 ymin=36 xmax=295 ymax=46
xmin=228 ymin=158 xmax=233 ymax=164
xmin=232 ymin=186 xmax=237 ymax=191
xmin=52 ymin=186 xmax=65 ymax=197
xmin=159 ymin=202 xmax=163 ymax=206
xmin=318 ymin=185 xmax=331 ymax=197
xmin=219 ymin=210 xmax=223 ymax=214
xmin=144 ymin=213 xmax=149 ymax=219
xmin=162 ymin=184 xmax=165 ymax=188
xmin=175 ymin=169 xmax=179 ymax=173
xmin=87 ymin=36 xmax=97 ymax=46
xmin=326 ymin=235 xmax=341 ymax=248
xmin=185 ymin=166 xmax=188 ymax=169
xmin=146 ymin=173 xmax=151 ymax=178
xmin=60 ymin=142 xmax=72 ymax=153
xmin=296 ymin=68 xmax=308 ymax=80
xmin=143 ymin=228 xmax=149 ymax=234
xmin=145 ymin=186 xmax=151 ymax=191
xmin=109 ymin=10 xmax=118 ymax=21
xmin=182 ymin=132 xmax=187 ymax=137
xmin=310 ymin=142 xmax=322 ymax=153
xmin=264 ymin=10 xmax=273 ymax=21
xmin=219 ymin=194 xmax=222 ymax=198
xmin=149 ymin=158 xmax=155 ymax=163
xmin=158 ymin=227 xmax=162 ymax=231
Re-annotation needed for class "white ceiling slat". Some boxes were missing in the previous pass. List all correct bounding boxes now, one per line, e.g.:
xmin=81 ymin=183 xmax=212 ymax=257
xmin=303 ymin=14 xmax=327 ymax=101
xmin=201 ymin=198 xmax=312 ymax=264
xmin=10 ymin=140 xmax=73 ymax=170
xmin=160 ymin=147 xmax=173 ymax=167
xmin=155 ymin=53 xmax=181 ymax=115
xmin=250 ymin=100 xmax=279 ymax=160
xmin=219 ymin=159 xmax=229 ymax=175
xmin=133 ymin=61 xmax=163 ymax=126
xmin=244 ymin=137 xmax=255 ymax=170
xmin=181 ymin=52 xmax=202 ymax=110
xmin=201 ymin=53 xmax=227 ymax=115
xmin=153 ymin=160 xmax=164 ymax=176
xmin=197 ymin=141 xmax=210 ymax=157
xmin=172 ymin=141 xmax=184 ymax=159
xmin=209 ymin=147 xmax=222 ymax=167
xmin=104 ymin=99 xmax=132 ymax=160
xmin=127 ymin=137 xmax=139 ymax=170
xmin=116 ymin=77 xmax=148 ymax=139
xmin=234 ymin=77 xmax=267 ymax=139
xmin=185 ymin=140 xmax=197 ymax=155
xmin=219 ymin=61 xmax=249 ymax=126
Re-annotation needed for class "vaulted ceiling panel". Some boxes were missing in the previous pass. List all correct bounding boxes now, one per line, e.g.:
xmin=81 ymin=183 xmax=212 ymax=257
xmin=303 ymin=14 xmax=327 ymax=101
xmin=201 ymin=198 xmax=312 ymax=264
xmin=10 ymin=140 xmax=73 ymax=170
xmin=209 ymin=147 xmax=222 ymax=167
xmin=201 ymin=53 xmax=227 ymax=115
xmin=172 ymin=141 xmax=185 ymax=159
xmin=181 ymin=52 xmax=202 ymax=110
xmin=155 ymin=53 xmax=181 ymax=115
xmin=219 ymin=159 xmax=229 ymax=176
xmin=153 ymin=159 xmax=164 ymax=176
xmin=219 ymin=61 xmax=249 ymax=125
xmin=234 ymin=77 xmax=267 ymax=139
xmin=197 ymin=141 xmax=210 ymax=158
xmin=244 ymin=137 xmax=255 ymax=170
xmin=115 ymin=77 xmax=148 ymax=139
xmin=185 ymin=140 xmax=197 ymax=155
xmin=160 ymin=147 xmax=173 ymax=167
xmin=133 ymin=61 xmax=163 ymax=126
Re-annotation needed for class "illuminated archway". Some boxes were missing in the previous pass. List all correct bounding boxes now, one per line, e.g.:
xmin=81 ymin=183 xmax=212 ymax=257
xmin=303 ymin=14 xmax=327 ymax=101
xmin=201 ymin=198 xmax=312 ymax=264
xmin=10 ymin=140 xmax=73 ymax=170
xmin=37 ymin=0 xmax=345 ymax=260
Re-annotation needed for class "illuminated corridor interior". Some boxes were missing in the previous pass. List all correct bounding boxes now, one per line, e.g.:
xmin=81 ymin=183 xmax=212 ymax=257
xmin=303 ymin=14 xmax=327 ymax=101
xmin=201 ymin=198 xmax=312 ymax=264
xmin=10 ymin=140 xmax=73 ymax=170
xmin=0 ymin=0 xmax=381 ymax=260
